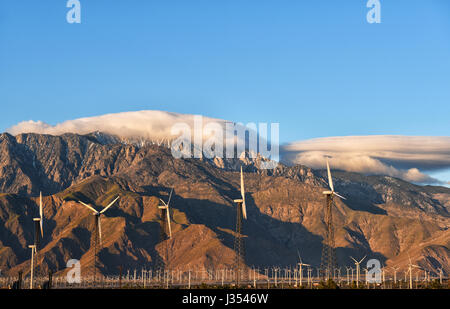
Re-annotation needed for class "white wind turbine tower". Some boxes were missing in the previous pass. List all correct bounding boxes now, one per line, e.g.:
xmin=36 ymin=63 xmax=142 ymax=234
xmin=406 ymin=255 xmax=420 ymax=289
xmin=29 ymin=192 xmax=44 ymax=289
xmin=297 ymin=250 xmax=310 ymax=287
xmin=77 ymin=196 xmax=120 ymax=282
xmin=350 ymin=256 xmax=366 ymax=288
xmin=28 ymin=245 xmax=37 ymax=289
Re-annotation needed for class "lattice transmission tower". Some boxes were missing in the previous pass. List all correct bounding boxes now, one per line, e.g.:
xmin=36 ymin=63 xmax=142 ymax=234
xmin=320 ymin=194 xmax=338 ymax=280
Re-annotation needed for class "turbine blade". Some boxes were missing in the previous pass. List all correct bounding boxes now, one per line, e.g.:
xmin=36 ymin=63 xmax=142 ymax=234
xmin=240 ymin=166 xmax=247 ymax=219
xmin=167 ymin=188 xmax=173 ymax=207
xmin=34 ymin=220 xmax=41 ymax=247
xmin=326 ymin=158 xmax=334 ymax=192
xmin=94 ymin=215 xmax=98 ymax=241
xmin=297 ymin=250 xmax=303 ymax=264
xmin=350 ymin=256 xmax=357 ymax=263
xmin=240 ymin=166 xmax=245 ymax=199
xmin=359 ymin=256 xmax=366 ymax=264
xmin=39 ymin=192 xmax=43 ymax=219
xmin=79 ymin=201 xmax=98 ymax=214
xmin=166 ymin=208 xmax=172 ymax=238
xmin=39 ymin=192 xmax=44 ymax=238
xmin=100 ymin=196 xmax=120 ymax=214
xmin=333 ymin=192 xmax=346 ymax=200
xmin=97 ymin=216 xmax=102 ymax=245
xmin=242 ymin=201 xmax=247 ymax=220
xmin=159 ymin=198 xmax=167 ymax=206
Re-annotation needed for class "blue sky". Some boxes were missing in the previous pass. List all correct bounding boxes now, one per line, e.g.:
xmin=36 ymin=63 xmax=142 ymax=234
xmin=0 ymin=0 xmax=449 ymax=182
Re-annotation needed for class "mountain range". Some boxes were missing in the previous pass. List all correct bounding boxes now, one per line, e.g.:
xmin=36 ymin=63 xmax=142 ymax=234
xmin=0 ymin=132 xmax=449 ymax=277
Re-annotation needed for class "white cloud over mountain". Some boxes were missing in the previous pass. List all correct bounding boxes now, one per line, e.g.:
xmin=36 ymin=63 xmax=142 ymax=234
xmin=7 ymin=110 xmax=274 ymax=163
xmin=280 ymin=136 xmax=450 ymax=185
xmin=7 ymin=110 xmax=226 ymax=142
xmin=7 ymin=111 xmax=450 ymax=185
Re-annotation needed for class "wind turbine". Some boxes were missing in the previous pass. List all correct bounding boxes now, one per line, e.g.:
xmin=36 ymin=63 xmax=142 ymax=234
xmin=233 ymin=166 xmax=247 ymax=286
xmin=297 ymin=250 xmax=310 ymax=287
xmin=320 ymin=158 xmax=345 ymax=280
xmin=29 ymin=192 xmax=44 ymax=289
xmin=157 ymin=188 xmax=174 ymax=275
xmin=350 ymin=256 xmax=366 ymax=288
xmin=363 ymin=267 xmax=369 ymax=285
xmin=77 ymin=196 xmax=120 ymax=281
xmin=158 ymin=188 xmax=173 ymax=239
xmin=345 ymin=266 xmax=352 ymax=284
xmin=438 ymin=268 xmax=443 ymax=285
xmin=406 ymin=255 xmax=420 ymax=289
xmin=391 ymin=266 xmax=399 ymax=285
xmin=307 ymin=267 xmax=313 ymax=287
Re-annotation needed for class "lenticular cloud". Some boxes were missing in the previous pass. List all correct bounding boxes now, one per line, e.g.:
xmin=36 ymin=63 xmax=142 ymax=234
xmin=7 ymin=110 xmax=226 ymax=141
xmin=6 ymin=111 xmax=268 ymax=157
xmin=280 ymin=136 xmax=450 ymax=185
